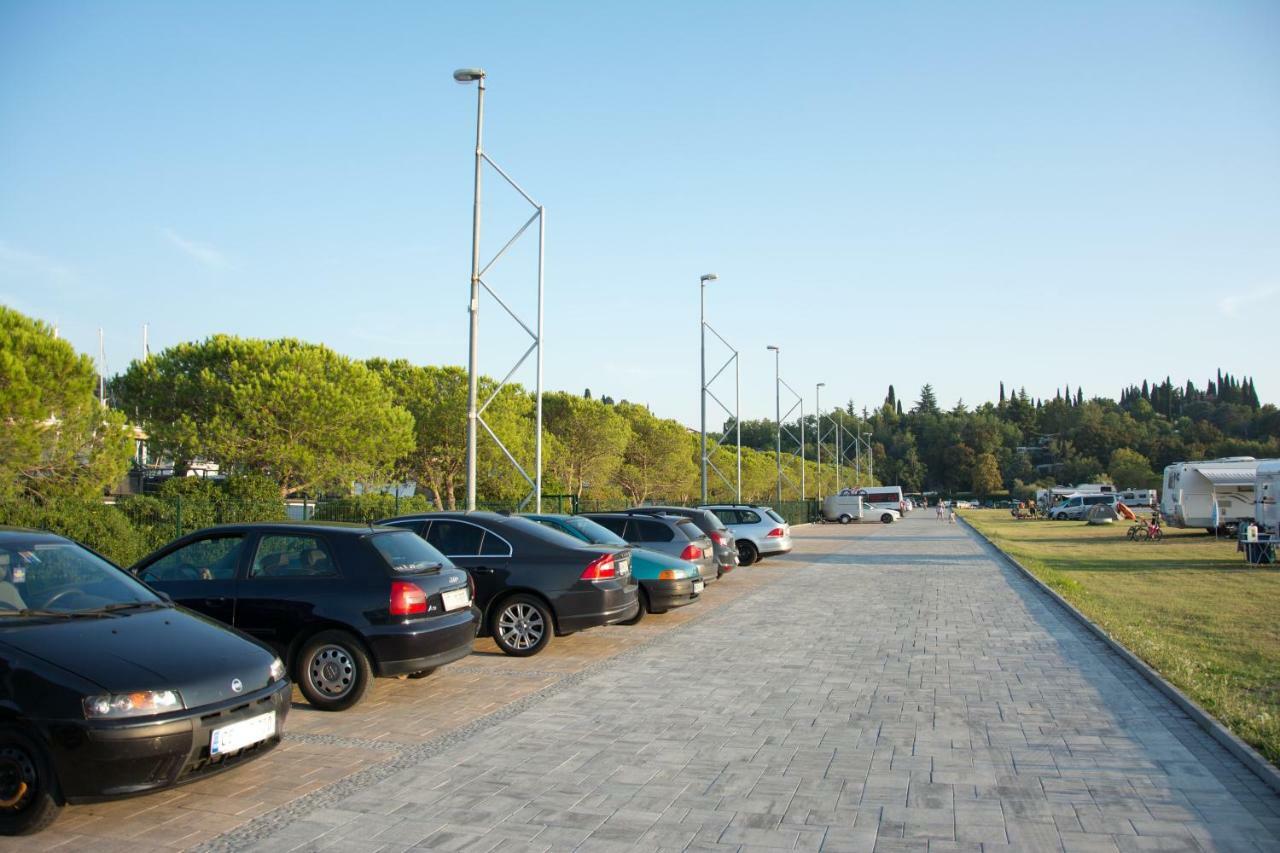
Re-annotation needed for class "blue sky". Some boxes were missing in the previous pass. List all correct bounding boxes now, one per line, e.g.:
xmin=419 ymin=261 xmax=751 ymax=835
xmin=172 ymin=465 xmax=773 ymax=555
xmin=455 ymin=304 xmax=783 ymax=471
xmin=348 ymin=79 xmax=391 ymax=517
xmin=3 ymin=1 xmax=1278 ymax=427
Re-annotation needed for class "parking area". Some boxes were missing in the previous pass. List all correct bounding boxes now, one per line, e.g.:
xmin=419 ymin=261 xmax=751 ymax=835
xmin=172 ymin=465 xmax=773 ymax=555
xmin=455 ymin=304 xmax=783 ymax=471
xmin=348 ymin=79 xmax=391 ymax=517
xmin=8 ymin=524 xmax=856 ymax=852
xmin=13 ymin=514 xmax=1280 ymax=852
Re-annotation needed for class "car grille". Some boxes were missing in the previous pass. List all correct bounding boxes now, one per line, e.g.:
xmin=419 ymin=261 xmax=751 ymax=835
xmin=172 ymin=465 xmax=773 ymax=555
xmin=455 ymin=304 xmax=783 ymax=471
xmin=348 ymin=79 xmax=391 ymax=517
xmin=179 ymin=692 xmax=281 ymax=780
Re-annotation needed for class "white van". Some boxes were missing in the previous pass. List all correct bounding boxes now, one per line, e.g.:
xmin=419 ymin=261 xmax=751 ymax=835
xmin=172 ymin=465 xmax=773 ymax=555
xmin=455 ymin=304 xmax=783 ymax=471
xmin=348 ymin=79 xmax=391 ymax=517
xmin=1116 ymin=489 xmax=1157 ymax=508
xmin=852 ymin=486 xmax=906 ymax=514
xmin=822 ymin=495 xmax=900 ymax=524
xmin=1049 ymin=493 xmax=1119 ymax=520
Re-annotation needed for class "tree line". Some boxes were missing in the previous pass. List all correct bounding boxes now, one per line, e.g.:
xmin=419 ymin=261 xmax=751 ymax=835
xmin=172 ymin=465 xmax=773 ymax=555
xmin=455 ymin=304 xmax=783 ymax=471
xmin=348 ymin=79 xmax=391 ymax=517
xmin=5 ymin=304 xmax=1276 ymax=520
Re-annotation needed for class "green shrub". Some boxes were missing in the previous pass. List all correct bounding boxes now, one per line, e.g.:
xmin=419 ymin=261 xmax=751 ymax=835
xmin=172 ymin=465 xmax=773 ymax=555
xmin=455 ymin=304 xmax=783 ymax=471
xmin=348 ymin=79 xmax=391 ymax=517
xmin=0 ymin=497 xmax=149 ymax=566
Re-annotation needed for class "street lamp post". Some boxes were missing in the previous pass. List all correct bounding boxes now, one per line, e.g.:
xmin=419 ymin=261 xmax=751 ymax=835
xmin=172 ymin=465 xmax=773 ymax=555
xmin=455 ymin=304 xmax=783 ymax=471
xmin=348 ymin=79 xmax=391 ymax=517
xmin=699 ymin=273 xmax=717 ymax=503
xmin=863 ymin=431 xmax=874 ymax=482
xmin=767 ymin=345 xmax=781 ymax=505
xmin=456 ymin=67 xmax=486 ymax=512
xmin=816 ymin=383 xmax=825 ymax=500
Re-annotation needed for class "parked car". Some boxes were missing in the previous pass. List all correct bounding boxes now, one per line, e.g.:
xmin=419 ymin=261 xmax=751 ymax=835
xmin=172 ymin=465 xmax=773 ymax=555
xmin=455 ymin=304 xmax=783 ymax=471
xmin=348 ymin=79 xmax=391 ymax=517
xmin=822 ymin=495 xmax=899 ymax=524
xmin=623 ymin=506 xmax=738 ymax=576
xmin=132 ymin=522 xmax=479 ymax=711
xmin=580 ymin=512 xmax=717 ymax=584
xmin=524 ymin=514 xmax=703 ymax=622
xmin=1049 ymin=493 xmax=1119 ymax=521
xmin=0 ymin=527 xmax=290 ymax=835
xmin=699 ymin=504 xmax=792 ymax=565
xmin=377 ymin=512 xmax=638 ymax=656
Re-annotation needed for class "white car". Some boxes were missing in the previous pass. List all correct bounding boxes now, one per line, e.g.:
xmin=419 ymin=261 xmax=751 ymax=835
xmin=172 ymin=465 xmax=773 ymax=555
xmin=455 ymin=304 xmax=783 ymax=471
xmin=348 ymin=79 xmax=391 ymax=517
xmin=699 ymin=504 xmax=792 ymax=566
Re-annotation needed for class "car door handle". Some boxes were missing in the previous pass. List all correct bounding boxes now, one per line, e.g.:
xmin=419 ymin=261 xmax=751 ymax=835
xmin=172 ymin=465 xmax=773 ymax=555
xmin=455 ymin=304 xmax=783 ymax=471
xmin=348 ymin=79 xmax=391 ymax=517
xmin=471 ymin=567 xmax=495 ymax=575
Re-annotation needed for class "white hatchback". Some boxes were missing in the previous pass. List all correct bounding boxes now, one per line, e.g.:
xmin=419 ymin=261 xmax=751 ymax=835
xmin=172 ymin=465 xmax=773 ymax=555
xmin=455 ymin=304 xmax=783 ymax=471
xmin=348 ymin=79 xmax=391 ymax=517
xmin=700 ymin=505 xmax=792 ymax=566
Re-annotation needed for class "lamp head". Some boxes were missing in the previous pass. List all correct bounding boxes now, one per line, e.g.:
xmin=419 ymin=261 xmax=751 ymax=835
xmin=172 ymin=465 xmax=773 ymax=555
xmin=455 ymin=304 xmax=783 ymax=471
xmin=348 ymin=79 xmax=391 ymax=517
xmin=817 ymin=382 xmax=826 ymax=388
xmin=700 ymin=273 xmax=718 ymax=282
xmin=766 ymin=345 xmax=779 ymax=352
xmin=453 ymin=68 xmax=486 ymax=84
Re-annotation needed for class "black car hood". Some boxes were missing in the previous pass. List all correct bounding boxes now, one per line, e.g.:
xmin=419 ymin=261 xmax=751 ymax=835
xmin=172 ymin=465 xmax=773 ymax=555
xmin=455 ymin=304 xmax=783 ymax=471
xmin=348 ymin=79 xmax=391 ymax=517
xmin=1 ymin=607 xmax=278 ymax=710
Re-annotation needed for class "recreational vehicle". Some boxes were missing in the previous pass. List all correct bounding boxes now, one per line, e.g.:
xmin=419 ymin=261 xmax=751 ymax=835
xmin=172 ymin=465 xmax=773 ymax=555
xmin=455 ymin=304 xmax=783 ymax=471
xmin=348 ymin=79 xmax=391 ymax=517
xmin=1254 ymin=460 xmax=1280 ymax=536
xmin=821 ymin=495 xmax=900 ymax=524
xmin=1160 ymin=457 xmax=1262 ymax=532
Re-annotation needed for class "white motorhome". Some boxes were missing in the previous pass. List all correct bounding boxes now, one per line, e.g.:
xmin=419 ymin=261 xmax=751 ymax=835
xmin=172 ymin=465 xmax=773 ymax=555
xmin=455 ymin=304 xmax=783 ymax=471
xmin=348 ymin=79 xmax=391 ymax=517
xmin=1160 ymin=457 xmax=1262 ymax=531
xmin=1116 ymin=489 xmax=1157 ymax=508
xmin=1254 ymin=460 xmax=1280 ymax=535
xmin=848 ymin=486 xmax=906 ymax=513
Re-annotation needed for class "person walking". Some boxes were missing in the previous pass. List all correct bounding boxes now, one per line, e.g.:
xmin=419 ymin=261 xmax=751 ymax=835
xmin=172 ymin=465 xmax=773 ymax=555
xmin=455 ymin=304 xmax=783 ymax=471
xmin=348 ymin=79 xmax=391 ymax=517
xmin=936 ymin=501 xmax=944 ymax=521
xmin=948 ymin=503 xmax=957 ymax=524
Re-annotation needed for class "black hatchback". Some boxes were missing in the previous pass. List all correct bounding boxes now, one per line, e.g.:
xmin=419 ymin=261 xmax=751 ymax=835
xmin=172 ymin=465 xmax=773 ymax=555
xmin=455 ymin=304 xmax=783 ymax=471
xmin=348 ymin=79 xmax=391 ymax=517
xmin=377 ymin=512 xmax=638 ymax=656
xmin=0 ymin=528 xmax=290 ymax=836
xmin=131 ymin=522 xmax=480 ymax=711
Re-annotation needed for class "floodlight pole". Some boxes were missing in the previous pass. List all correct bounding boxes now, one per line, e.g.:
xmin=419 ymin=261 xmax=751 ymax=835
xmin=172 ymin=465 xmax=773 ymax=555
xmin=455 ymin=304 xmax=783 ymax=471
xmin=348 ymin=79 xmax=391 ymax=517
xmin=816 ymin=383 xmax=825 ymax=500
xmin=863 ymin=431 xmax=874 ymax=482
xmin=463 ymin=70 xmax=486 ymax=512
xmin=768 ymin=345 xmax=781 ymax=505
xmin=700 ymin=274 xmax=738 ymax=504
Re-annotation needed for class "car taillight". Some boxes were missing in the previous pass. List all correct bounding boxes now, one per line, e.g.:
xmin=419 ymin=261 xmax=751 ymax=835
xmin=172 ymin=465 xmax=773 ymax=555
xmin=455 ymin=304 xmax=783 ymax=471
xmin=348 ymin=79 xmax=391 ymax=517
xmin=680 ymin=544 xmax=702 ymax=561
xmin=767 ymin=527 xmax=786 ymax=538
xmin=710 ymin=531 xmax=727 ymax=545
xmin=581 ymin=554 xmax=616 ymax=580
xmin=390 ymin=580 xmax=427 ymax=616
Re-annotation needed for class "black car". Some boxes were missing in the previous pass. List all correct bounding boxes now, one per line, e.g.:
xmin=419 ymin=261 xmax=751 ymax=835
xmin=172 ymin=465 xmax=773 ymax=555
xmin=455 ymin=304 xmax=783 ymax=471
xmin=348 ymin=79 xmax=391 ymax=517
xmin=0 ymin=528 xmax=290 ymax=836
xmin=624 ymin=506 xmax=738 ymax=576
xmin=131 ymin=522 xmax=479 ymax=711
xmin=377 ymin=512 xmax=639 ymax=657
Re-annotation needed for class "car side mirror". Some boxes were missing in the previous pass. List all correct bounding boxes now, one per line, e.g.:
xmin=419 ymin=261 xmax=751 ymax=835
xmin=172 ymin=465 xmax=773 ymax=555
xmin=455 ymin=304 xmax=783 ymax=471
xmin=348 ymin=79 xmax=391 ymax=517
xmin=154 ymin=589 xmax=172 ymax=603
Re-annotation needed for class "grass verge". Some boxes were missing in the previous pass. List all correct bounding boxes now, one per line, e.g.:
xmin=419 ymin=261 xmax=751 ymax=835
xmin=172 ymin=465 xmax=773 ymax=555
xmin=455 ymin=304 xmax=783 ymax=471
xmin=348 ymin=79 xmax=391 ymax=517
xmin=962 ymin=510 xmax=1280 ymax=766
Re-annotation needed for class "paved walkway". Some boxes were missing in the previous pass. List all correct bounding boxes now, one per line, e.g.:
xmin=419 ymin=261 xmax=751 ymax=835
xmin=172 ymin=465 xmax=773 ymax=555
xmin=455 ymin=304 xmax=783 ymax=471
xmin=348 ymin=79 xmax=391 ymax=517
xmin=206 ymin=516 xmax=1280 ymax=852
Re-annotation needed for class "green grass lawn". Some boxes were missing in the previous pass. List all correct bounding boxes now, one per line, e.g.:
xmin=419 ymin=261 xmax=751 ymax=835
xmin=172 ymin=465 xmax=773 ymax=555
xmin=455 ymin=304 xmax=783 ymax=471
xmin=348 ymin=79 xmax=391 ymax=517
xmin=962 ymin=509 xmax=1280 ymax=766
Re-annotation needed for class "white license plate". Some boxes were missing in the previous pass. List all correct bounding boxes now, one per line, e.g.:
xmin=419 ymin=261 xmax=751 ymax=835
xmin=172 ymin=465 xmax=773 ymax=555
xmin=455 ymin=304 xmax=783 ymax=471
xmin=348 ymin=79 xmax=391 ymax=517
xmin=441 ymin=587 xmax=471 ymax=612
xmin=618 ymin=559 xmax=630 ymax=577
xmin=210 ymin=711 xmax=275 ymax=757
xmin=693 ymin=580 xmax=705 ymax=594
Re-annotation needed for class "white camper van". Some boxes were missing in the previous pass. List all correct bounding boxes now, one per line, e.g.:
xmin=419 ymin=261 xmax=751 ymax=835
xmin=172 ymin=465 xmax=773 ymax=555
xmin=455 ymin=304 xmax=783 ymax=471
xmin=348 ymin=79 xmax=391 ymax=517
xmin=1160 ymin=457 xmax=1262 ymax=532
xmin=1254 ymin=460 xmax=1280 ymax=536
xmin=1117 ymin=489 xmax=1157 ymax=508
xmin=854 ymin=486 xmax=906 ymax=513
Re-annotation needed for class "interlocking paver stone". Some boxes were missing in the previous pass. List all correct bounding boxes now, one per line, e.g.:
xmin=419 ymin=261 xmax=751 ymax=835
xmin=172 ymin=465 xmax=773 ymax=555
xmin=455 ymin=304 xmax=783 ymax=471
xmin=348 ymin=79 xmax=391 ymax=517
xmin=180 ymin=516 xmax=1280 ymax=852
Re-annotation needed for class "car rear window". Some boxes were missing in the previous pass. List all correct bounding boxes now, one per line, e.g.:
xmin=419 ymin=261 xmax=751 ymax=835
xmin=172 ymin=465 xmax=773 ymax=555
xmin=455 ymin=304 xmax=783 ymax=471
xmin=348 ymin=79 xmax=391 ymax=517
xmin=675 ymin=519 xmax=704 ymax=540
xmin=369 ymin=531 xmax=453 ymax=574
xmin=765 ymin=509 xmax=784 ymax=524
xmin=501 ymin=516 xmax=596 ymax=549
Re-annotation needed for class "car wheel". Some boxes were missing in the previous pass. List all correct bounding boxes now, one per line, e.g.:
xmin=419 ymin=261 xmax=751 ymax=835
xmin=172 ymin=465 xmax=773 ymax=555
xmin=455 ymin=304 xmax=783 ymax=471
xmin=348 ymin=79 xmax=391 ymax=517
xmin=296 ymin=630 xmax=373 ymax=711
xmin=737 ymin=541 xmax=759 ymax=566
xmin=881 ymin=513 xmax=894 ymax=524
xmin=620 ymin=589 xmax=648 ymax=625
xmin=838 ymin=514 xmax=851 ymax=524
xmin=491 ymin=594 xmax=553 ymax=657
xmin=0 ymin=726 xmax=62 ymax=836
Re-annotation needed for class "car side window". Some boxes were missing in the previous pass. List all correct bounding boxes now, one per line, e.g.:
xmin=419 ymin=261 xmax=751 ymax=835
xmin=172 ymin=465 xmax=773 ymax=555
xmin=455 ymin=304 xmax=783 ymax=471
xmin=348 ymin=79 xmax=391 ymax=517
xmin=141 ymin=535 xmax=246 ymax=582
xmin=739 ymin=510 xmax=761 ymax=524
xmin=712 ymin=509 xmax=735 ymax=524
xmin=479 ymin=531 xmax=511 ymax=556
xmin=249 ymin=534 xmax=338 ymax=579
xmin=636 ymin=520 xmax=674 ymax=542
xmin=426 ymin=521 xmax=484 ymax=556
xmin=591 ymin=517 xmax=627 ymax=536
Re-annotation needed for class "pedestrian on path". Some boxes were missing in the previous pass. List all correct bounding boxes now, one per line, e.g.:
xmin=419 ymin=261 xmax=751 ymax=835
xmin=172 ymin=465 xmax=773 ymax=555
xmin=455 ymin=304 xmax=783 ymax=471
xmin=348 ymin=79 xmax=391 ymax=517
xmin=936 ymin=501 xmax=944 ymax=521
xmin=948 ymin=504 xmax=957 ymax=524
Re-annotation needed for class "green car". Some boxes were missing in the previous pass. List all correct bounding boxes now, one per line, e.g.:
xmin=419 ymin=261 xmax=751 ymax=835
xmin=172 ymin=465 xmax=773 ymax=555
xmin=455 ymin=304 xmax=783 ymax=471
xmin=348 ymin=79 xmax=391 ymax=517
xmin=524 ymin=514 xmax=703 ymax=624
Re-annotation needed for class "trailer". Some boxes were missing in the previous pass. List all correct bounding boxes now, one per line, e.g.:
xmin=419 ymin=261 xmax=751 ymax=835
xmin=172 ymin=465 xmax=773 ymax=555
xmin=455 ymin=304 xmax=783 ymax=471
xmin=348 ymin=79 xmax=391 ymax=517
xmin=1254 ymin=460 xmax=1280 ymax=536
xmin=1160 ymin=457 xmax=1263 ymax=532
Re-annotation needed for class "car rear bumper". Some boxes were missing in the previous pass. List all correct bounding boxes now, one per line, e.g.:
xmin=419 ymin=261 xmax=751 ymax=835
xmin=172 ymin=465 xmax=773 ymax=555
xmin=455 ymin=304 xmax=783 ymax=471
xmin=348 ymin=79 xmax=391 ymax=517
xmin=641 ymin=577 xmax=701 ymax=612
xmin=44 ymin=680 xmax=291 ymax=804
xmin=366 ymin=607 xmax=480 ymax=676
xmin=556 ymin=584 xmax=640 ymax=633
xmin=757 ymin=536 xmax=792 ymax=556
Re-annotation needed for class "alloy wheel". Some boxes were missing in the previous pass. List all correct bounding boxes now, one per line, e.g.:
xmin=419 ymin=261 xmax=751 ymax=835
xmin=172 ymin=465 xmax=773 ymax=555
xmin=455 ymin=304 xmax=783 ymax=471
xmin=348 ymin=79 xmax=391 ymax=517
xmin=497 ymin=602 xmax=545 ymax=651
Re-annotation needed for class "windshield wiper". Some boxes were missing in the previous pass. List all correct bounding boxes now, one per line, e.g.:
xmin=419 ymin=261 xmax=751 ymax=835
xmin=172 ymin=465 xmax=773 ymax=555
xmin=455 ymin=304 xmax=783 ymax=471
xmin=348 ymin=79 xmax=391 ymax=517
xmin=3 ymin=609 xmax=118 ymax=619
xmin=89 ymin=600 xmax=171 ymax=613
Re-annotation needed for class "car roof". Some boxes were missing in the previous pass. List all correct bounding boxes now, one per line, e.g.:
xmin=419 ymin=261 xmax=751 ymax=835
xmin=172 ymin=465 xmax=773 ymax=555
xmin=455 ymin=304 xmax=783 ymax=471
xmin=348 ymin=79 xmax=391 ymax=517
xmin=583 ymin=511 xmax=686 ymax=523
xmin=378 ymin=511 xmax=512 ymax=524
xmin=0 ymin=526 xmax=72 ymax=543
xmin=181 ymin=521 xmax=402 ymax=536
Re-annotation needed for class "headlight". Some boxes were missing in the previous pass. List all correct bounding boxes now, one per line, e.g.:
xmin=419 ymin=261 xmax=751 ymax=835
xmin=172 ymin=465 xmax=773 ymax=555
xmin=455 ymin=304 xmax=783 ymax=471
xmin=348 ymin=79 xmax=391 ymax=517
xmin=269 ymin=657 xmax=287 ymax=682
xmin=83 ymin=690 xmax=183 ymax=719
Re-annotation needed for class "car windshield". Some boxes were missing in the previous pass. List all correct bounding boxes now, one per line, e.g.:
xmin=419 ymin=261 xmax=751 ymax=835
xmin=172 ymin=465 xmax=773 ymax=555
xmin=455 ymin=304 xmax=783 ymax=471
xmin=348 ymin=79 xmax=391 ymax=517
xmin=0 ymin=538 xmax=163 ymax=616
xmin=369 ymin=531 xmax=454 ymax=573
xmin=500 ymin=516 xmax=598 ymax=549
xmin=562 ymin=517 xmax=627 ymax=547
